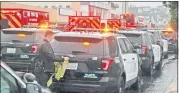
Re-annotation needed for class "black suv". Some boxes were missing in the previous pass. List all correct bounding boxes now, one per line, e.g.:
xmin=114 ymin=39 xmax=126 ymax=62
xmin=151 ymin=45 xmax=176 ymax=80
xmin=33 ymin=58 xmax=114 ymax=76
xmin=119 ymin=31 xmax=162 ymax=76
xmin=1 ymin=28 xmax=57 ymax=71
xmin=50 ymin=32 xmax=142 ymax=93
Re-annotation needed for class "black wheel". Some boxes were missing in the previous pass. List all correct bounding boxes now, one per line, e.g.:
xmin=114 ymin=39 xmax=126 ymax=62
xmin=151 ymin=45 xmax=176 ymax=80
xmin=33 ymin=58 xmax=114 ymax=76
xmin=164 ymin=53 xmax=168 ymax=59
xmin=116 ymin=77 xmax=125 ymax=93
xmin=156 ymin=58 xmax=162 ymax=70
xmin=144 ymin=60 xmax=153 ymax=76
xmin=132 ymin=70 xmax=142 ymax=90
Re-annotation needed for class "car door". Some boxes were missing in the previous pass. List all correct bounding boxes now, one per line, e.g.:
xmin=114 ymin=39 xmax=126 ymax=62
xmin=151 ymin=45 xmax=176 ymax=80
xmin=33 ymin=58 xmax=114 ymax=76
xmin=123 ymin=38 xmax=138 ymax=78
xmin=160 ymin=32 xmax=168 ymax=52
xmin=117 ymin=37 xmax=136 ymax=82
xmin=149 ymin=34 xmax=161 ymax=62
xmin=1 ymin=66 xmax=20 ymax=93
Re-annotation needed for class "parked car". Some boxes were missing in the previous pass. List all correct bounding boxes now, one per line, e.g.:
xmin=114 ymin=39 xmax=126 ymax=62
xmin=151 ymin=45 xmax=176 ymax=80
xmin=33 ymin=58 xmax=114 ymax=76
xmin=160 ymin=30 xmax=177 ymax=54
xmin=49 ymin=32 xmax=142 ymax=93
xmin=1 ymin=61 xmax=52 ymax=93
xmin=1 ymin=28 xmax=59 ymax=71
xmin=147 ymin=30 xmax=169 ymax=59
xmin=119 ymin=31 xmax=162 ymax=76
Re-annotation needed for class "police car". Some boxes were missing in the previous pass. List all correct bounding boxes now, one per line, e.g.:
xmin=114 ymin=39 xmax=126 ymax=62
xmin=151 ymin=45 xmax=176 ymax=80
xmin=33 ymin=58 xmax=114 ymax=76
xmin=1 ymin=61 xmax=52 ymax=93
xmin=49 ymin=29 xmax=142 ymax=93
xmin=147 ymin=30 xmax=169 ymax=59
xmin=119 ymin=31 xmax=162 ymax=76
xmin=1 ymin=27 xmax=60 ymax=71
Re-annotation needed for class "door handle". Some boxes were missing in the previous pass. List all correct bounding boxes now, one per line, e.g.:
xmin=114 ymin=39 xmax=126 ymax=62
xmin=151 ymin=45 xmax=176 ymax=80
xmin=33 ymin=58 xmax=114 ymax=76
xmin=132 ymin=58 xmax=135 ymax=60
xmin=123 ymin=59 xmax=126 ymax=61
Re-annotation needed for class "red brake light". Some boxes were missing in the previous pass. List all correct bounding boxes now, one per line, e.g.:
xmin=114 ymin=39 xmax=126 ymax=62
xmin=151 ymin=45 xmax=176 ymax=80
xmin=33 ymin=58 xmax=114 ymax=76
xmin=101 ymin=58 xmax=114 ymax=71
xmin=142 ymin=46 xmax=148 ymax=55
xmin=31 ymin=44 xmax=40 ymax=53
xmin=172 ymin=38 xmax=176 ymax=42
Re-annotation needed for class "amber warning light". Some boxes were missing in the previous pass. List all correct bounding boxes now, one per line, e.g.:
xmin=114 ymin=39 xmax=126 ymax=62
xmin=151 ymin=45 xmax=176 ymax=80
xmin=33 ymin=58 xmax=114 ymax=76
xmin=83 ymin=42 xmax=90 ymax=46
xmin=17 ymin=33 xmax=26 ymax=38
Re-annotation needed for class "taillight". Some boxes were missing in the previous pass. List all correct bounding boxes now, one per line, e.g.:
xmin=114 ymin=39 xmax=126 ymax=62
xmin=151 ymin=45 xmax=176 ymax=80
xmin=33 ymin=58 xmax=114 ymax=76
xmin=101 ymin=58 xmax=114 ymax=71
xmin=172 ymin=38 xmax=176 ymax=42
xmin=142 ymin=46 xmax=148 ymax=55
xmin=31 ymin=44 xmax=40 ymax=53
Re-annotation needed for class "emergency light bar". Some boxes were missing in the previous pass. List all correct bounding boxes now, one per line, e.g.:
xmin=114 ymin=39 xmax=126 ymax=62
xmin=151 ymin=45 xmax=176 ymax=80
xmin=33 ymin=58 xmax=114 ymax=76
xmin=72 ymin=28 xmax=119 ymax=34
xmin=22 ymin=25 xmax=58 ymax=30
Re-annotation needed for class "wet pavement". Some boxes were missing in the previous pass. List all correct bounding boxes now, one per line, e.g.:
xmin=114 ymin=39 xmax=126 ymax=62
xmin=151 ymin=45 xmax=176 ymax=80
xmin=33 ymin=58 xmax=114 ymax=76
xmin=125 ymin=54 xmax=178 ymax=93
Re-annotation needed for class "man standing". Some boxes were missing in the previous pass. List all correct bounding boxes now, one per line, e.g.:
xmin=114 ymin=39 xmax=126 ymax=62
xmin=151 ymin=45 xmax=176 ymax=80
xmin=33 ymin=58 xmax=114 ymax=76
xmin=34 ymin=30 xmax=69 ymax=87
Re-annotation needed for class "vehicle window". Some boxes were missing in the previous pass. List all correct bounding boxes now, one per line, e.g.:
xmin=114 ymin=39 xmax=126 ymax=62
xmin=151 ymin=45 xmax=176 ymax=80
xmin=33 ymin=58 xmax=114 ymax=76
xmin=35 ymin=32 xmax=45 ymax=43
xmin=143 ymin=34 xmax=151 ymax=46
xmin=1 ymin=30 xmax=36 ymax=43
xmin=153 ymin=32 xmax=160 ymax=40
xmin=150 ymin=35 xmax=156 ymax=44
xmin=123 ymin=38 xmax=134 ymax=53
xmin=118 ymin=38 xmax=128 ymax=54
xmin=161 ymin=32 xmax=166 ymax=39
xmin=53 ymin=37 xmax=109 ymax=56
xmin=1 ymin=67 xmax=19 ymax=93
xmin=107 ymin=37 xmax=118 ymax=57
xmin=121 ymin=33 xmax=142 ymax=45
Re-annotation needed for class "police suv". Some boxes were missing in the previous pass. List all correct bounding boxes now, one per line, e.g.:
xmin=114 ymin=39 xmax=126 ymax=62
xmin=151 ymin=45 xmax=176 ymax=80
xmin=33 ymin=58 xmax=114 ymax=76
xmin=147 ymin=30 xmax=169 ymax=59
xmin=50 ymin=31 xmax=142 ymax=93
xmin=1 ymin=28 xmax=59 ymax=71
xmin=119 ymin=31 xmax=163 ymax=76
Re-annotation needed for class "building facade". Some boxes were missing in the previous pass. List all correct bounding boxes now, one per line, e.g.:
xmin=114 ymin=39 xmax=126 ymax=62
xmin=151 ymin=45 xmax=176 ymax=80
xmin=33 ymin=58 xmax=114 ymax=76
xmin=1 ymin=2 xmax=128 ymax=25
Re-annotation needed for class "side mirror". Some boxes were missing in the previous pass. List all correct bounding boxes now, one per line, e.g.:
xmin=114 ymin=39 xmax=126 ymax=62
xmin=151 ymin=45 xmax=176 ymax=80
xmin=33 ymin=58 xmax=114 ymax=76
xmin=23 ymin=73 xmax=36 ymax=83
xmin=133 ymin=49 xmax=137 ymax=53
xmin=26 ymin=83 xmax=42 ymax=93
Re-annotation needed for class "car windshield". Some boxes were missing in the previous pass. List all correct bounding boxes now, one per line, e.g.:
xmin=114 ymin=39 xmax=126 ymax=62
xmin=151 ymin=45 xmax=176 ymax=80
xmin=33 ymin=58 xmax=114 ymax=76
xmin=151 ymin=32 xmax=160 ymax=40
xmin=52 ymin=36 xmax=109 ymax=56
xmin=121 ymin=33 xmax=142 ymax=45
xmin=1 ymin=30 xmax=36 ymax=43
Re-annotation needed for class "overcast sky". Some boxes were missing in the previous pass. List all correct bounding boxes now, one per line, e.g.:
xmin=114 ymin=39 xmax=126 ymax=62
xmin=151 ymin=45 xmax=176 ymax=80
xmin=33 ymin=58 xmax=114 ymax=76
xmin=15 ymin=2 xmax=163 ymax=8
xmin=129 ymin=2 xmax=163 ymax=8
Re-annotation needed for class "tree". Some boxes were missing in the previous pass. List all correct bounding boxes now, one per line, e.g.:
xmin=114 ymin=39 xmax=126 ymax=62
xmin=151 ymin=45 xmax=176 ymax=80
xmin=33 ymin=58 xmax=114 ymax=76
xmin=163 ymin=1 xmax=178 ymax=31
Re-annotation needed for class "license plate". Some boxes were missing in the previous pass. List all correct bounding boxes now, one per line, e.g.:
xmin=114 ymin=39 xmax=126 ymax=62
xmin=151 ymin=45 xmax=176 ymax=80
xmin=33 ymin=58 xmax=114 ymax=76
xmin=84 ymin=73 xmax=98 ymax=78
xmin=7 ymin=48 xmax=16 ymax=53
xmin=66 ymin=63 xmax=78 ymax=70
xmin=20 ymin=55 xmax=29 ymax=58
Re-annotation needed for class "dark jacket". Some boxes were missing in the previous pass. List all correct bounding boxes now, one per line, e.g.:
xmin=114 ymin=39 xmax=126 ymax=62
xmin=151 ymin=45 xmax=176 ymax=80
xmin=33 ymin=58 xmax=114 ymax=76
xmin=36 ymin=39 xmax=64 ymax=72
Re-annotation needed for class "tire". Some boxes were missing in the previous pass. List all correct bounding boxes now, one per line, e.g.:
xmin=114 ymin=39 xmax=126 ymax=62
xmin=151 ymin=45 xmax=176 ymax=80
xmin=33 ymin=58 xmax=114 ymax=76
xmin=144 ymin=60 xmax=153 ymax=76
xmin=156 ymin=56 xmax=163 ymax=70
xmin=132 ymin=71 xmax=142 ymax=90
xmin=164 ymin=53 xmax=168 ymax=59
xmin=116 ymin=77 xmax=125 ymax=93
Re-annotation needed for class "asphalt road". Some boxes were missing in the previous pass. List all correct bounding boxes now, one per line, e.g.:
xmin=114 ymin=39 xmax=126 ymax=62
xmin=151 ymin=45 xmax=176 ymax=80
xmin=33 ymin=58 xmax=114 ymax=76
xmin=125 ymin=54 xmax=177 ymax=93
